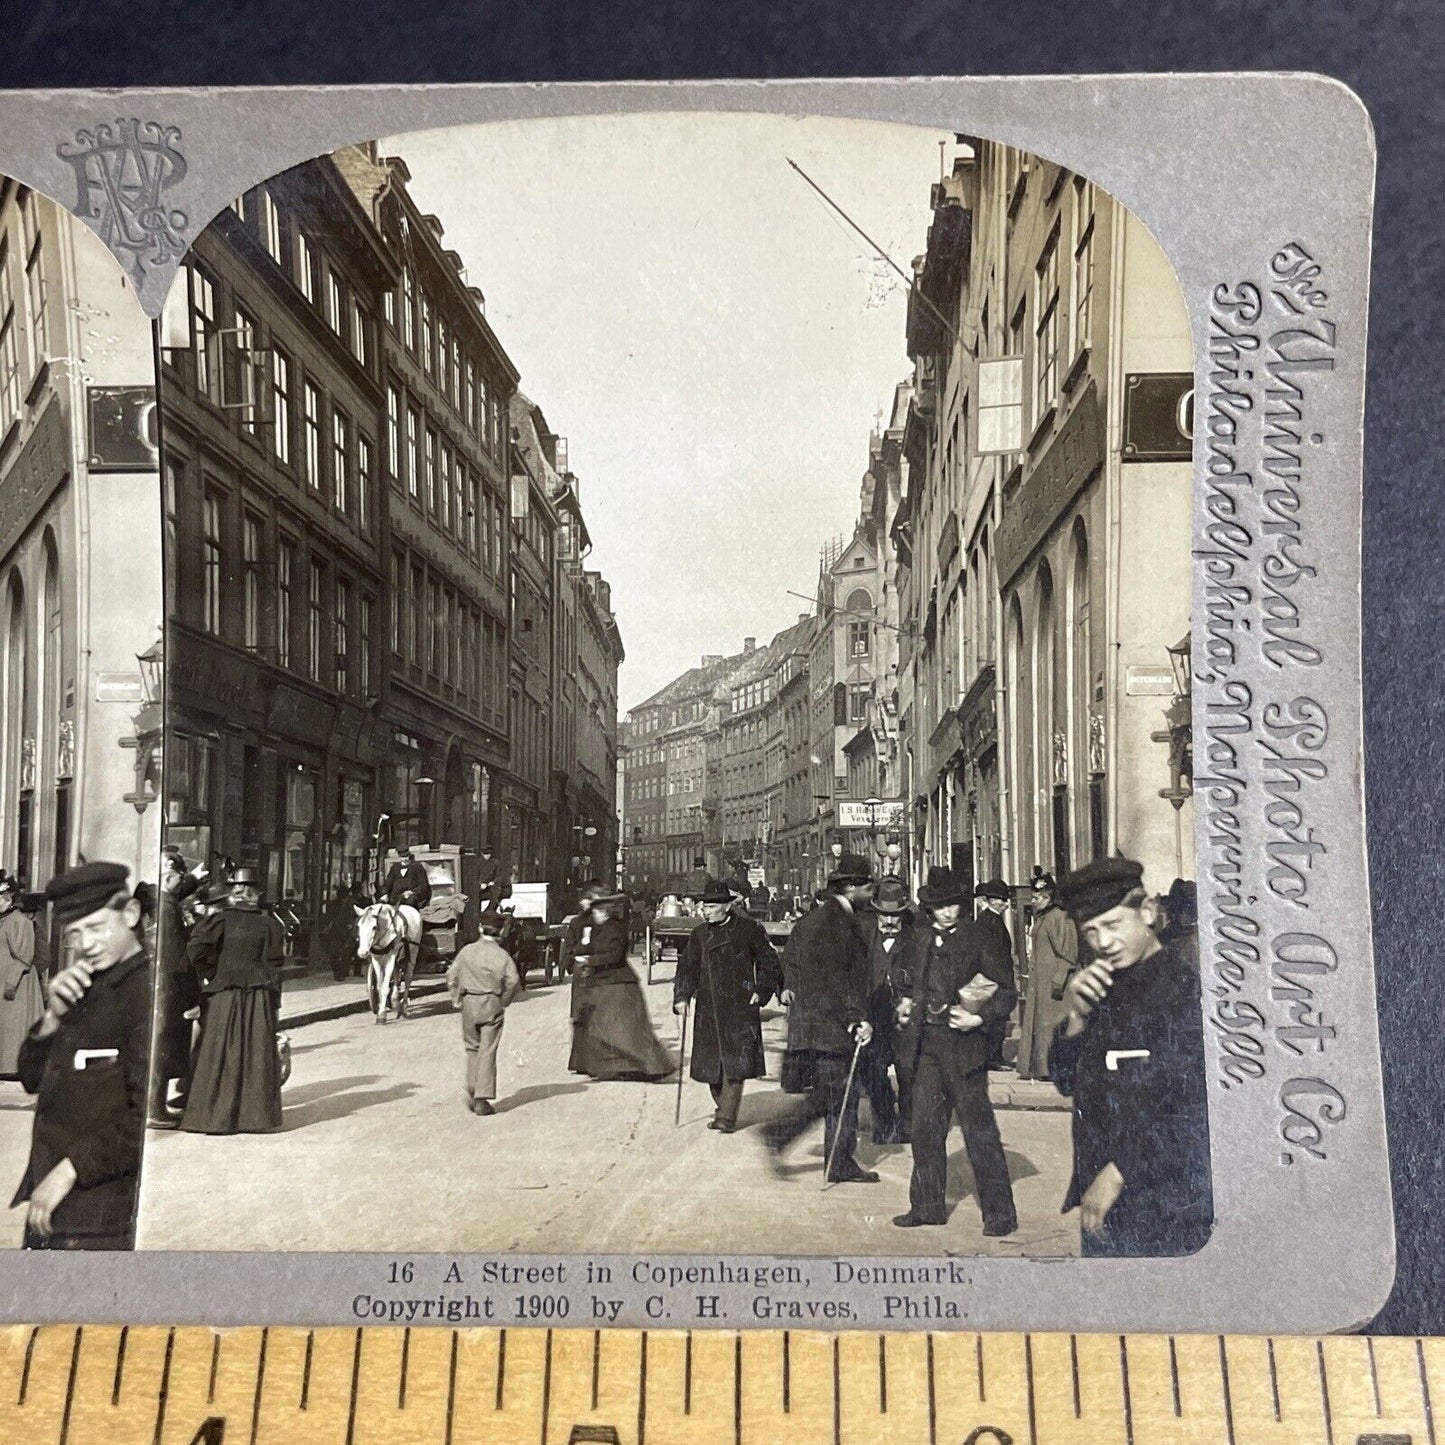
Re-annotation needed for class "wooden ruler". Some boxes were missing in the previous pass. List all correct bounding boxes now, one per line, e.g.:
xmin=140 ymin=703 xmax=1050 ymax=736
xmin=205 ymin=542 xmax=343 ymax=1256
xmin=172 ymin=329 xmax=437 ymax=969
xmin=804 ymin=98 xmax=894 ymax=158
xmin=0 ymin=1325 xmax=1439 ymax=1444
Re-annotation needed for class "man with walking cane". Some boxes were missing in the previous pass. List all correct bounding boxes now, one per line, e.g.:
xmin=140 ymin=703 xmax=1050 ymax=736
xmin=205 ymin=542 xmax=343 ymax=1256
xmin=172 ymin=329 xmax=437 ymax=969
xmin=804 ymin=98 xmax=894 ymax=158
xmin=673 ymin=878 xmax=781 ymax=1132
xmin=762 ymin=852 xmax=879 ymax=1185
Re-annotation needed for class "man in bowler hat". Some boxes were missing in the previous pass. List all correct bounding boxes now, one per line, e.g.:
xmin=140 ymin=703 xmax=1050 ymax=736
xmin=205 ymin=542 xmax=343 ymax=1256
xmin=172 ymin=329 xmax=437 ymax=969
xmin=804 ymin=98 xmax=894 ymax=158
xmin=974 ymin=879 xmax=1015 ymax=1071
xmin=860 ymin=876 xmax=911 ymax=1143
xmin=765 ymin=852 xmax=878 ymax=1183
xmin=892 ymin=865 xmax=1018 ymax=1234
xmin=11 ymin=862 xmax=151 ymax=1249
xmin=1048 ymin=856 xmax=1213 ymax=1257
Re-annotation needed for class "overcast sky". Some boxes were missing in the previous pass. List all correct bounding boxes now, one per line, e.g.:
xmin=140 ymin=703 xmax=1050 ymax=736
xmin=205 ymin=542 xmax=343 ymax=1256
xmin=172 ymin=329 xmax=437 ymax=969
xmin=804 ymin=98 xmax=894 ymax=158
xmin=381 ymin=112 xmax=952 ymax=710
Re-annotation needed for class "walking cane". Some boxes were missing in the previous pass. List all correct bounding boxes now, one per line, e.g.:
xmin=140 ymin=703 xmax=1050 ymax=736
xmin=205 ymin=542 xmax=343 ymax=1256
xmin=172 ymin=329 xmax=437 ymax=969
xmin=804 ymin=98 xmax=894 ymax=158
xmin=822 ymin=1030 xmax=867 ymax=1192
xmin=674 ymin=1000 xmax=690 ymax=1127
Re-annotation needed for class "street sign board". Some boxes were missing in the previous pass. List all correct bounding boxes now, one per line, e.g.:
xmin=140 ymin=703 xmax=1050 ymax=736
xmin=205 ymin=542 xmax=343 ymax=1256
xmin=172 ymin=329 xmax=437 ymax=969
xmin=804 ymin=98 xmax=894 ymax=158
xmin=836 ymin=799 xmax=906 ymax=829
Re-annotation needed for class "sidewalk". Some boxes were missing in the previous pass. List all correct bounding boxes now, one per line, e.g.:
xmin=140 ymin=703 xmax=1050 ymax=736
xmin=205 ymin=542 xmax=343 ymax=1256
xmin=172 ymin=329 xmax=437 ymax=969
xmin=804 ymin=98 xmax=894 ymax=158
xmin=988 ymin=1073 xmax=1070 ymax=1111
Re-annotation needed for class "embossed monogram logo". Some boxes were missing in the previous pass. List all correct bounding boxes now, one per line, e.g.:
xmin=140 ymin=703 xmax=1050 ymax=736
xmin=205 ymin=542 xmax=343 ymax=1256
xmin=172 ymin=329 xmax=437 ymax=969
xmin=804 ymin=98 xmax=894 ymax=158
xmin=56 ymin=118 xmax=189 ymax=283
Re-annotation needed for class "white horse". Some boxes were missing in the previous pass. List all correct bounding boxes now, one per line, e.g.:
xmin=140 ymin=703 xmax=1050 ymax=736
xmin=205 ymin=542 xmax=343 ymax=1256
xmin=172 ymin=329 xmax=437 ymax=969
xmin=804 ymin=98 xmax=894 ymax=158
xmin=356 ymin=902 xmax=422 ymax=1023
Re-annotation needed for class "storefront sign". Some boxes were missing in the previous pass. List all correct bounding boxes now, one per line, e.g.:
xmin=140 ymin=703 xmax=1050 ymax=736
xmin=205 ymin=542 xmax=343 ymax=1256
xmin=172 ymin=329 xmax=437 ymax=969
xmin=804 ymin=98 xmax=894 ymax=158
xmin=87 ymin=385 xmax=159 ymax=471
xmin=836 ymin=799 xmax=906 ymax=830
xmin=0 ymin=394 xmax=67 ymax=562
xmin=995 ymin=380 xmax=1104 ymax=585
xmin=94 ymin=672 xmax=144 ymax=703
xmin=168 ymin=638 xmax=266 ymax=723
xmin=1122 ymin=372 xmax=1194 ymax=462
xmin=268 ymin=685 xmax=337 ymax=748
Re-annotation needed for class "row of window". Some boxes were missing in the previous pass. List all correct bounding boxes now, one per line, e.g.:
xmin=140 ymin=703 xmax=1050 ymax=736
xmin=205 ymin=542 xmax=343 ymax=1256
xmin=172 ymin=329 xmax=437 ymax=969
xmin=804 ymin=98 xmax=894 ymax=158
xmin=168 ymin=459 xmax=377 ymax=699
xmin=385 ymin=245 xmax=507 ymax=455
xmin=1025 ymin=177 xmax=1096 ymax=433
xmin=385 ymin=381 xmax=505 ymax=571
xmin=177 ymin=263 xmax=376 ymax=535
xmin=0 ymin=191 xmax=49 ymax=441
xmin=386 ymin=547 xmax=505 ymax=716
xmin=232 ymin=185 xmax=371 ymax=370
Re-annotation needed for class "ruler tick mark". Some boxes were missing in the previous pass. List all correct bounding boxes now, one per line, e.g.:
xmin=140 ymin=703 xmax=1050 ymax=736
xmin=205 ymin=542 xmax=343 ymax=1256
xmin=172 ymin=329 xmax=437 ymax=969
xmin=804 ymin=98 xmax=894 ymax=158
xmin=879 ymin=1334 xmax=887 ymax=1414
xmin=345 ymin=1327 xmax=362 ymax=1445
xmin=444 ymin=1333 xmax=458 ymax=1445
xmin=1419 ymin=1338 xmax=1438 ymax=1445
xmin=1168 ymin=1336 xmax=1181 ymax=1418
xmin=496 ymin=1328 xmax=507 ymax=1410
xmin=150 ymin=1328 xmax=176 ymax=1445
xmin=300 ymin=1332 xmax=314 ymax=1411
xmin=400 ymin=1326 xmax=411 ymax=1410
xmin=1070 ymin=1334 xmax=1081 ymax=1418
xmin=57 ymin=1326 xmax=81 ymax=1445
xmin=592 ymin=1329 xmax=601 ymax=1412
xmin=928 ymin=1334 xmax=938 ymax=1445
xmin=1318 ymin=1340 xmax=1335 ymax=1445
xmin=1218 ymin=1336 xmax=1237 ymax=1445
xmin=1119 ymin=1335 xmax=1134 ymax=1445
xmin=637 ymin=1330 xmax=648 ymax=1445
xmin=18 ymin=1325 xmax=37 ymax=1406
xmin=833 ymin=1336 xmax=842 ymax=1445
xmin=782 ymin=1331 xmax=790 ymax=1414
xmin=1267 ymin=1337 xmax=1281 ymax=1421
xmin=684 ymin=1330 xmax=692 ymax=1414
xmin=208 ymin=1333 xmax=220 ymax=1404
xmin=250 ymin=1326 xmax=269 ymax=1445
xmin=734 ymin=1333 xmax=742 ymax=1445
xmin=111 ymin=1325 xmax=129 ymax=1407
xmin=541 ymin=1330 xmax=554 ymax=1445
xmin=1024 ymin=1334 xmax=1037 ymax=1445
xmin=977 ymin=1333 xmax=986 ymax=1403
xmin=1368 ymin=1335 xmax=1382 ymax=1415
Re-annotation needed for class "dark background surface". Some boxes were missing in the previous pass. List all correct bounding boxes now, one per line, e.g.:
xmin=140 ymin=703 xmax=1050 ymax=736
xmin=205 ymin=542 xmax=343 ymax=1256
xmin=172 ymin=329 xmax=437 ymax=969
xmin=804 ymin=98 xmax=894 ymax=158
xmin=3 ymin=1 xmax=1440 ymax=1332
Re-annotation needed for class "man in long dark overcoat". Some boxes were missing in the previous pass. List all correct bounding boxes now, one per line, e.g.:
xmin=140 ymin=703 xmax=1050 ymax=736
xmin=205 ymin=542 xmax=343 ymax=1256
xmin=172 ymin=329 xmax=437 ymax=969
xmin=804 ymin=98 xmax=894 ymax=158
xmin=974 ymin=879 xmax=1016 ymax=1071
xmin=384 ymin=849 xmax=431 ymax=910
xmin=763 ymin=852 xmax=878 ymax=1184
xmin=673 ymin=878 xmax=782 ymax=1131
xmin=149 ymin=847 xmax=203 ymax=1124
xmin=892 ymin=866 xmax=1018 ymax=1235
xmin=1047 ymin=856 xmax=1213 ymax=1257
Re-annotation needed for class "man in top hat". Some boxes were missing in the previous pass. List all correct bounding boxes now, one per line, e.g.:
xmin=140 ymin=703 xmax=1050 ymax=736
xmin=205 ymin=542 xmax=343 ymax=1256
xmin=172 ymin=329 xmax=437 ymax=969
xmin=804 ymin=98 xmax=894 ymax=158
xmin=11 ymin=861 xmax=151 ymax=1249
xmin=860 ymin=876 xmax=910 ymax=1144
xmin=1017 ymin=869 xmax=1079 ymax=1080
xmin=384 ymin=847 xmax=432 ymax=911
xmin=673 ymin=878 xmax=782 ymax=1132
xmin=1048 ymin=856 xmax=1213 ymax=1257
xmin=891 ymin=865 xmax=1018 ymax=1234
xmin=974 ymin=880 xmax=1015 ymax=1071
xmin=764 ymin=852 xmax=878 ymax=1184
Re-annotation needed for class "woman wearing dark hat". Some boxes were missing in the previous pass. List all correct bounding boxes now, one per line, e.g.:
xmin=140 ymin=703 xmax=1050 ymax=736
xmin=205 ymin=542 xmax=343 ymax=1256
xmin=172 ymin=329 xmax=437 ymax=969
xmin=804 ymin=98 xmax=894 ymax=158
xmin=672 ymin=878 xmax=782 ymax=1131
xmin=1016 ymin=868 xmax=1079 ymax=1080
xmin=0 ymin=874 xmax=44 ymax=1080
xmin=180 ymin=867 xmax=285 ymax=1134
xmin=1047 ymin=856 xmax=1212 ymax=1257
xmin=568 ymin=891 xmax=676 ymax=1081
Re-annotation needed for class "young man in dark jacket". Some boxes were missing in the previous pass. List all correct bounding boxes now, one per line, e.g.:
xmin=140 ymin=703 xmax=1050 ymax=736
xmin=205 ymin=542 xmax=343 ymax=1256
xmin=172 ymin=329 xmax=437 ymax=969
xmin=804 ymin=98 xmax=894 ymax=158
xmin=892 ymin=866 xmax=1018 ymax=1235
xmin=12 ymin=862 xmax=151 ymax=1250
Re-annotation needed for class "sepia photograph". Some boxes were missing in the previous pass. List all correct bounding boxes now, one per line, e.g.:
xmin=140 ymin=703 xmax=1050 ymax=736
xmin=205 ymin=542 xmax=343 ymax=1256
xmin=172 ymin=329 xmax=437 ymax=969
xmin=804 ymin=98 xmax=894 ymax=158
xmin=131 ymin=110 xmax=1210 ymax=1262
xmin=0 ymin=168 xmax=164 ymax=1251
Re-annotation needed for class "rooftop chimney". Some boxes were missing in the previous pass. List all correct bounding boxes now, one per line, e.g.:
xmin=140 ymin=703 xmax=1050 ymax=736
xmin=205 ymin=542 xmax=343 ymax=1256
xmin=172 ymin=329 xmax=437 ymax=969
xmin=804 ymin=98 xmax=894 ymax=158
xmin=744 ymin=637 xmax=756 ymax=653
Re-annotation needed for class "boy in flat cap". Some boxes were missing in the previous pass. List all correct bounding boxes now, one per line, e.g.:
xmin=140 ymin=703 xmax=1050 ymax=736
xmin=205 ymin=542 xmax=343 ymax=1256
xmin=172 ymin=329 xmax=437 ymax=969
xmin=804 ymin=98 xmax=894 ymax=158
xmin=1048 ymin=856 xmax=1213 ymax=1257
xmin=11 ymin=862 xmax=151 ymax=1249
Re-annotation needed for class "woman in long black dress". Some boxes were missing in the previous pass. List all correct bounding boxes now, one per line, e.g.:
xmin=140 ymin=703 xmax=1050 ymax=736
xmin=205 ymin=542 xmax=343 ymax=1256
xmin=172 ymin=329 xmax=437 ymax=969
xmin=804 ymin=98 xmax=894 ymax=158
xmin=181 ymin=868 xmax=284 ymax=1134
xmin=568 ymin=894 xmax=676 ymax=1081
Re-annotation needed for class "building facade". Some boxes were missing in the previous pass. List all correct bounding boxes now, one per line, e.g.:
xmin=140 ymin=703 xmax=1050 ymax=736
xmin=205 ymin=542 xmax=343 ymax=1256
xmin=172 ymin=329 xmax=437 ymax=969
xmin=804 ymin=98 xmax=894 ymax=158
xmin=160 ymin=156 xmax=397 ymax=946
xmin=0 ymin=181 xmax=163 ymax=889
xmin=900 ymin=137 xmax=1195 ymax=907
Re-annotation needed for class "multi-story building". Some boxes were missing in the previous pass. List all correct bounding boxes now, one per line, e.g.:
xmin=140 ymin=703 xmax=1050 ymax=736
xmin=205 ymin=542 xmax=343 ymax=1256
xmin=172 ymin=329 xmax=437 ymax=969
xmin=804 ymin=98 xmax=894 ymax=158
xmin=337 ymin=146 xmax=519 ymax=867
xmin=900 ymin=136 xmax=1194 ymax=903
xmin=507 ymin=395 xmax=560 ymax=880
xmin=160 ymin=154 xmax=398 ymax=947
xmin=0 ymin=183 xmax=163 ymax=889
